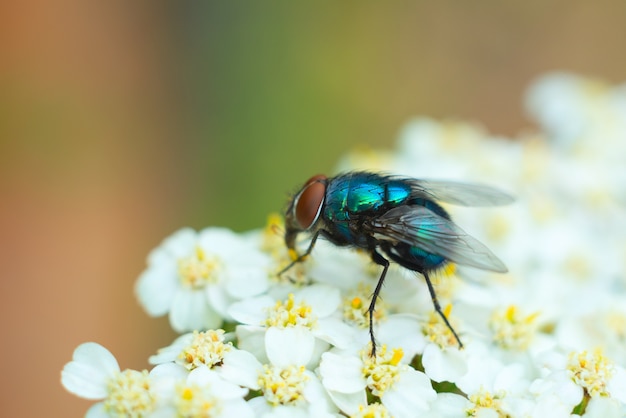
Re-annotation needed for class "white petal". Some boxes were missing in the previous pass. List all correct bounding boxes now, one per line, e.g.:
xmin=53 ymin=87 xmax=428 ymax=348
xmin=324 ymin=390 xmax=366 ymax=416
xmin=228 ymin=295 xmax=275 ymax=326
xmin=236 ymin=325 xmax=269 ymax=364
xmin=149 ymin=363 xmax=188 ymax=398
xmin=381 ymin=370 xmax=436 ymax=417
xmin=248 ymin=396 xmax=273 ymax=416
xmin=303 ymin=372 xmax=338 ymax=415
xmin=266 ymin=327 xmax=315 ymax=367
xmin=219 ymin=349 xmax=263 ymax=390
xmin=225 ymin=265 xmax=269 ymax=299
xmin=493 ymin=363 xmax=528 ymax=394
xmin=377 ymin=314 xmax=426 ymax=358
xmin=430 ymin=392 xmax=470 ymax=417
xmin=135 ymin=266 xmax=178 ymax=316
xmin=313 ymin=317 xmax=357 ymax=348
xmin=146 ymin=228 xmax=197 ymax=263
xmin=170 ymin=288 xmax=221 ymax=332
xmin=217 ymin=400 xmax=256 ymax=418
xmin=188 ymin=365 xmax=248 ymax=399
xmin=584 ymin=397 xmax=625 ymax=418
xmin=206 ymin=285 xmax=235 ymax=319
xmin=148 ymin=333 xmax=194 ymax=365
xmin=149 ymin=362 xmax=188 ymax=381
xmin=295 ymin=284 xmax=340 ymax=317
xmin=422 ymin=344 xmax=467 ymax=383
xmin=307 ymin=337 xmax=331 ymax=369
xmin=319 ymin=351 xmax=366 ymax=393
xmin=198 ymin=227 xmax=245 ymax=258
xmin=253 ymin=404 xmax=309 ymax=418
xmin=61 ymin=343 xmax=119 ymax=399
xmin=526 ymin=394 xmax=572 ymax=418
xmin=85 ymin=403 xmax=108 ymax=418
xmin=608 ymin=367 xmax=626 ymax=402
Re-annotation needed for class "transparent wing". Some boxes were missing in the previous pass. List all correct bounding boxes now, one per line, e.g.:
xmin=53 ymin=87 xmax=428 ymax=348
xmin=367 ymin=205 xmax=508 ymax=272
xmin=404 ymin=178 xmax=514 ymax=206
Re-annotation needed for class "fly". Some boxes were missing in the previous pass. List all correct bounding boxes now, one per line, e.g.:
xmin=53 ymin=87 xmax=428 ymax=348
xmin=281 ymin=171 xmax=513 ymax=356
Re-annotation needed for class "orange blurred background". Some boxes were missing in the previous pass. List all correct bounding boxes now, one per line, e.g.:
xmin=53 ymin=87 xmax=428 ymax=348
xmin=2 ymin=2 xmax=626 ymax=416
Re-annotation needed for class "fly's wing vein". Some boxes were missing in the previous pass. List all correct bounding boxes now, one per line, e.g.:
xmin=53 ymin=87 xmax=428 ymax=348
xmin=366 ymin=205 xmax=507 ymax=272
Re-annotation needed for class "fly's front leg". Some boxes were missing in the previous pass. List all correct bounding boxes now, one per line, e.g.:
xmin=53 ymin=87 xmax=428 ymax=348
xmin=278 ymin=231 xmax=320 ymax=277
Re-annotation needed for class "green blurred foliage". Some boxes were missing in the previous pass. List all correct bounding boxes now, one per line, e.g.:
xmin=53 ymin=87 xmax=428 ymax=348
xmin=171 ymin=1 xmax=626 ymax=231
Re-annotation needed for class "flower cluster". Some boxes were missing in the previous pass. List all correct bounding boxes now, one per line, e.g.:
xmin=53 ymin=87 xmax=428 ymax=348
xmin=62 ymin=72 xmax=626 ymax=417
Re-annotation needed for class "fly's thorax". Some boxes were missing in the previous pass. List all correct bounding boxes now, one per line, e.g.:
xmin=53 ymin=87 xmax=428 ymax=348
xmin=325 ymin=172 xmax=412 ymax=215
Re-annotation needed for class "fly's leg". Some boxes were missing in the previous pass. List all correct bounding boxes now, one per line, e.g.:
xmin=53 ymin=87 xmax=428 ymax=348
xmin=278 ymin=231 xmax=320 ymax=277
xmin=367 ymin=250 xmax=391 ymax=357
xmin=422 ymin=270 xmax=463 ymax=349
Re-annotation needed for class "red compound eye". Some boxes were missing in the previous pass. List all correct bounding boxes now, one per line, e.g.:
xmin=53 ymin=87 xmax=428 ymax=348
xmin=295 ymin=175 xmax=327 ymax=230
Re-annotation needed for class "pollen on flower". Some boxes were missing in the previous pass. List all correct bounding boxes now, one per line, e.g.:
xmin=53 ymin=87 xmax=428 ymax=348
xmin=177 ymin=246 xmax=221 ymax=289
xmin=430 ymin=265 xmax=460 ymax=300
xmin=261 ymin=214 xmax=309 ymax=285
xmin=607 ymin=310 xmax=626 ymax=341
xmin=361 ymin=345 xmax=405 ymax=397
xmin=422 ymin=304 xmax=460 ymax=348
xmin=466 ymin=388 xmax=506 ymax=417
xmin=177 ymin=330 xmax=232 ymax=370
xmin=351 ymin=402 xmax=391 ymax=418
xmin=260 ymin=213 xmax=285 ymax=253
xmin=264 ymin=293 xmax=316 ymax=329
xmin=103 ymin=369 xmax=155 ymax=416
xmin=485 ymin=214 xmax=511 ymax=242
xmin=489 ymin=305 xmax=539 ymax=350
xmin=343 ymin=284 xmax=387 ymax=329
xmin=273 ymin=254 xmax=309 ymax=286
xmin=562 ymin=253 xmax=591 ymax=280
xmin=258 ymin=364 xmax=309 ymax=406
xmin=175 ymin=383 xmax=220 ymax=417
xmin=567 ymin=348 xmax=615 ymax=397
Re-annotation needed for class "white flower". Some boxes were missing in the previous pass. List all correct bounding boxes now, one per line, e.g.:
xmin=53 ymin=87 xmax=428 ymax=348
xmin=149 ymin=329 xmax=261 ymax=389
xmin=229 ymin=283 xmax=356 ymax=366
xmin=150 ymin=364 xmax=254 ymax=418
xmin=530 ymin=348 xmax=626 ymax=414
xmin=218 ymin=334 xmax=338 ymax=417
xmin=136 ymin=227 xmax=271 ymax=333
xmin=61 ymin=342 xmax=158 ymax=417
xmin=62 ymin=72 xmax=626 ymax=418
xmin=319 ymin=344 xmax=436 ymax=418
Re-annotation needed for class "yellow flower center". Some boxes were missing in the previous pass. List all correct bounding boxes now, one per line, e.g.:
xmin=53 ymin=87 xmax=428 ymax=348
xmin=264 ymin=293 xmax=316 ymax=329
xmin=343 ymin=284 xmax=386 ymax=329
xmin=104 ymin=369 xmax=155 ymax=417
xmin=177 ymin=330 xmax=232 ymax=370
xmin=351 ymin=402 xmax=391 ymax=418
xmin=361 ymin=345 xmax=405 ymax=397
xmin=258 ymin=364 xmax=309 ymax=406
xmin=177 ymin=246 xmax=221 ymax=289
xmin=466 ymin=388 xmax=509 ymax=417
xmin=489 ymin=305 xmax=539 ymax=350
xmin=567 ymin=348 xmax=615 ymax=397
xmin=175 ymin=383 xmax=220 ymax=417
xmin=422 ymin=304 xmax=459 ymax=348
xmin=260 ymin=213 xmax=285 ymax=253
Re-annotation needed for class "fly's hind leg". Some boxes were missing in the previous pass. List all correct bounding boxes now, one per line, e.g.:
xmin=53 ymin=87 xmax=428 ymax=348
xmin=422 ymin=269 xmax=463 ymax=349
xmin=367 ymin=250 xmax=391 ymax=357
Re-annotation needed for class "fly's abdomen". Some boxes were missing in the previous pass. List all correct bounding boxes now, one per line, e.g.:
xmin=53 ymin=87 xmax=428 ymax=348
xmin=385 ymin=242 xmax=447 ymax=271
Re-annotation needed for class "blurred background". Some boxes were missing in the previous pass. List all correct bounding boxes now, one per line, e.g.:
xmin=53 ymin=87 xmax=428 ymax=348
xmin=2 ymin=1 xmax=626 ymax=416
